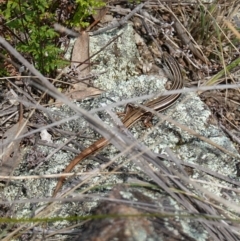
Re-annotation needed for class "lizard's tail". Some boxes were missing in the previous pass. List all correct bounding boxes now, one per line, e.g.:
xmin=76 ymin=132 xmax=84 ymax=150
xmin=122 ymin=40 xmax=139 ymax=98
xmin=52 ymin=137 xmax=109 ymax=197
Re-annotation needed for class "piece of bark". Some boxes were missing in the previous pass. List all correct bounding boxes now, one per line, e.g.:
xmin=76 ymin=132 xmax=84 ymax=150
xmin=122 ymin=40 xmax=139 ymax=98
xmin=171 ymin=15 xmax=207 ymax=63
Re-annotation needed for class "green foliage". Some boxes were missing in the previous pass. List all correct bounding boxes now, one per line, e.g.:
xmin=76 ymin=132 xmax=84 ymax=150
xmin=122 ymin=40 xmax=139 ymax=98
xmin=0 ymin=0 xmax=104 ymax=75
xmin=1 ymin=0 xmax=66 ymax=75
xmin=71 ymin=0 xmax=105 ymax=27
xmin=0 ymin=63 xmax=8 ymax=77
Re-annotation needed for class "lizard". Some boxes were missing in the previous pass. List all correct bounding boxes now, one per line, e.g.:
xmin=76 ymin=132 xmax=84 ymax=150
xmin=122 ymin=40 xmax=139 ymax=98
xmin=52 ymin=51 xmax=183 ymax=197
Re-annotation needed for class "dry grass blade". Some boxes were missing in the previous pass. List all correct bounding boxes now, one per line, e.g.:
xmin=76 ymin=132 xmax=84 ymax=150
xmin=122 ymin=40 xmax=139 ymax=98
xmin=205 ymin=16 xmax=240 ymax=86
xmin=205 ymin=57 xmax=240 ymax=86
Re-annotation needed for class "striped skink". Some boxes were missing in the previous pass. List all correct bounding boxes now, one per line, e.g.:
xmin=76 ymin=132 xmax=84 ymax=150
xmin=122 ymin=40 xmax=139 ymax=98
xmin=52 ymin=52 xmax=183 ymax=197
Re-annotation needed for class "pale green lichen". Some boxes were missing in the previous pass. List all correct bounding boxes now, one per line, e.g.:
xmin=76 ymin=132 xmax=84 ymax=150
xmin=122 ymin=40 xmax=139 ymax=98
xmin=90 ymin=24 xmax=139 ymax=91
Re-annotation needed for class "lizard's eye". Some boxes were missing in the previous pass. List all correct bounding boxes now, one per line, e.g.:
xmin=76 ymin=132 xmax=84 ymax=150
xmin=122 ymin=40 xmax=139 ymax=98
xmin=155 ymin=58 xmax=163 ymax=68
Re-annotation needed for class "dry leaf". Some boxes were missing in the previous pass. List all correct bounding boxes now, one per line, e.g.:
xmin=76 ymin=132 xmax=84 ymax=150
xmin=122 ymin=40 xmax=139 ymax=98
xmin=71 ymin=31 xmax=90 ymax=78
xmin=69 ymin=31 xmax=90 ymax=95
xmin=40 ymin=129 xmax=52 ymax=142
xmin=0 ymin=119 xmax=28 ymax=181
xmin=66 ymin=31 xmax=102 ymax=100
xmin=67 ymin=87 xmax=103 ymax=100
xmin=92 ymin=6 xmax=108 ymax=23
